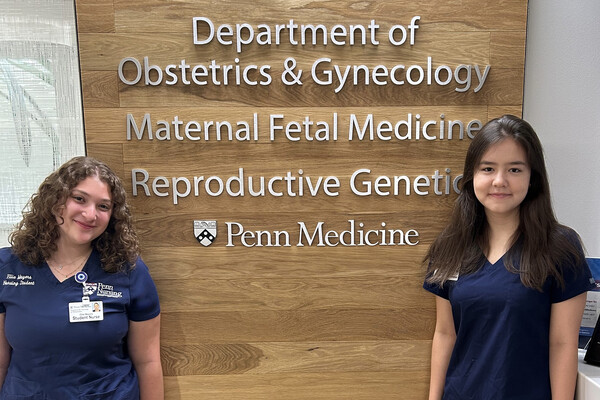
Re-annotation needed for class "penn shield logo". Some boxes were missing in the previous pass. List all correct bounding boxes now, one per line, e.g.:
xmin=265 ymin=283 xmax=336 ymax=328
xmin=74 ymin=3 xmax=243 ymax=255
xmin=194 ymin=220 xmax=217 ymax=246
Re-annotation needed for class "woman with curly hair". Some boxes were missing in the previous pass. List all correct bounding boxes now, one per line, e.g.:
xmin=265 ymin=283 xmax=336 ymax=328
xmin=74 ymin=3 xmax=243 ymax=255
xmin=423 ymin=115 xmax=594 ymax=400
xmin=0 ymin=156 xmax=163 ymax=399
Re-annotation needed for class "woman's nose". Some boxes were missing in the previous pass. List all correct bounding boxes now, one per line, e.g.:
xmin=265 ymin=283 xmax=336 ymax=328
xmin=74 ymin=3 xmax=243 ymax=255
xmin=81 ymin=204 xmax=97 ymax=220
xmin=492 ymin=172 xmax=507 ymax=186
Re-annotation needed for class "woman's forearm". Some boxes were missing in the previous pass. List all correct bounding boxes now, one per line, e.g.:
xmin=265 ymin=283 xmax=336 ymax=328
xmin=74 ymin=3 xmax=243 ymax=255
xmin=137 ymin=360 xmax=164 ymax=400
xmin=549 ymin=342 xmax=578 ymax=400
xmin=428 ymin=330 xmax=455 ymax=400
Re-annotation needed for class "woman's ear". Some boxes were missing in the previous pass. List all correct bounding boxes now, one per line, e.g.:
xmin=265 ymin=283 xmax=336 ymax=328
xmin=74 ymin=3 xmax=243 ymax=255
xmin=53 ymin=204 xmax=65 ymax=225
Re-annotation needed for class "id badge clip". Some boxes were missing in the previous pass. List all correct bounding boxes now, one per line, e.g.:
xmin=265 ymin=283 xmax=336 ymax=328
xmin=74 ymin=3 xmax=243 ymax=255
xmin=69 ymin=271 xmax=103 ymax=323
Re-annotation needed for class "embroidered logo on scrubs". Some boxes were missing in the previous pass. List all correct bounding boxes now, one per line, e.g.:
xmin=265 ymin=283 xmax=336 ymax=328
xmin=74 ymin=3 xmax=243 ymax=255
xmin=96 ymin=283 xmax=123 ymax=298
xmin=3 ymin=273 xmax=35 ymax=286
xmin=194 ymin=220 xmax=217 ymax=247
xmin=83 ymin=282 xmax=97 ymax=296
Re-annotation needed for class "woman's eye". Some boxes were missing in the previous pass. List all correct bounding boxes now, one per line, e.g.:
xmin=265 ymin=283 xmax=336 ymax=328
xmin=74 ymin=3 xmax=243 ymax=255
xmin=72 ymin=195 xmax=84 ymax=202
xmin=98 ymin=204 xmax=112 ymax=211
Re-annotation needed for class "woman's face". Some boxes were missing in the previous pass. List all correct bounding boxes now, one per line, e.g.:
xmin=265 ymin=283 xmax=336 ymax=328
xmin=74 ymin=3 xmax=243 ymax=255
xmin=473 ymin=138 xmax=531 ymax=221
xmin=56 ymin=176 xmax=113 ymax=249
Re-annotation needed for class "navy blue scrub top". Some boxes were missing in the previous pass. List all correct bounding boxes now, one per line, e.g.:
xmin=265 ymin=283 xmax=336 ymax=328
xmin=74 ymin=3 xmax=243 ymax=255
xmin=424 ymin=253 xmax=595 ymax=400
xmin=0 ymin=247 xmax=160 ymax=399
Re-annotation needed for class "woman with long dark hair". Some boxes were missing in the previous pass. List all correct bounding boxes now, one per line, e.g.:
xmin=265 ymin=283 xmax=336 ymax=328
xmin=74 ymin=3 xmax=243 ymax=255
xmin=424 ymin=115 xmax=594 ymax=400
xmin=0 ymin=156 xmax=163 ymax=399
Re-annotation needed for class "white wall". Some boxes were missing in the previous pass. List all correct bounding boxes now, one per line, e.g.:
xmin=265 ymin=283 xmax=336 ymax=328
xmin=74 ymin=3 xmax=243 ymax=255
xmin=523 ymin=0 xmax=600 ymax=257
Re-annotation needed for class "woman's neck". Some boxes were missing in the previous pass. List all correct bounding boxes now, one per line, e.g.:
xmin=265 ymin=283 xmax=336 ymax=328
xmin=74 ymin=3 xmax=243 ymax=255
xmin=485 ymin=210 xmax=520 ymax=263
xmin=51 ymin=239 xmax=93 ymax=265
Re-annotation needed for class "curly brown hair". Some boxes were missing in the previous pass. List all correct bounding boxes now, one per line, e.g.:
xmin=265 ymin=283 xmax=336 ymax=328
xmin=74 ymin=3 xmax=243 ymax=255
xmin=9 ymin=156 xmax=140 ymax=272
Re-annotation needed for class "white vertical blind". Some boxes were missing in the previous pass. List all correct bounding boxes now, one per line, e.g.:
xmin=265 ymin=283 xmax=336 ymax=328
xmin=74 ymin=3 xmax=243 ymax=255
xmin=0 ymin=0 xmax=85 ymax=246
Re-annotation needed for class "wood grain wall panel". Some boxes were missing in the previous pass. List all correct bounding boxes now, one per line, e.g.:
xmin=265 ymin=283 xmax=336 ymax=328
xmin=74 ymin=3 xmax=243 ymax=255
xmin=112 ymin=78 xmax=521 ymax=108
xmin=164 ymin=371 xmax=428 ymax=400
xmin=85 ymin=143 xmax=124 ymax=177
xmin=120 ymin=149 xmax=469 ymax=172
xmin=129 ymin=199 xmax=459 ymax=223
xmin=75 ymin=0 xmax=527 ymax=397
xmin=119 ymin=142 xmax=471 ymax=164
xmin=488 ymin=106 xmax=523 ymax=119
xmin=80 ymin=71 xmax=120 ymax=108
xmin=112 ymin=0 xmax=525 ymax=32
xmin=490 ymin=32 xmax=527 ymax=69
xmin=142 ymin=246 xmax=428 ymax=280
xmin=130 ymin=200 xmax=459 ymax=221
xmin=160 ymin=309 xmax=435 ymax=344
xmin=155 ymin=275 xmax=428 ymax=312
xmin=160 ymin=340 xmax=431 ymax=375
xmin=75 ymin=0 xmax=115 ymax=34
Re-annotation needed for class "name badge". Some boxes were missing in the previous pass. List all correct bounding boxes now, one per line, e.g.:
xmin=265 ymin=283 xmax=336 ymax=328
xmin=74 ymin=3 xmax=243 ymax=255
xmin=69 ymin=300 xmax=104 ymax=323
xmin=433 ymin=269 xmax=459 ymax=281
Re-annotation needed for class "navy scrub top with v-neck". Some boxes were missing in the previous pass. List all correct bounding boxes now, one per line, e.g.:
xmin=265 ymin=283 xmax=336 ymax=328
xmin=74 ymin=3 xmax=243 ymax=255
xmin=0 ymin=247 xmax=160 ymax=399
xmin=424 ymin=251 xmax=595 ymax=400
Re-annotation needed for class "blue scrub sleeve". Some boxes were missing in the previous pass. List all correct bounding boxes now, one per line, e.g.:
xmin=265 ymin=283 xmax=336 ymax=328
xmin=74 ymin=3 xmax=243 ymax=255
xmin=550 ymin=230 xmax=596 ymax=303
xmin=127 ymin=258 xmax=160 ymax=321
xmin=423 ymin=275 xmax=449 ymax=299
xmin=550 ymin=259 xmax=595 ymax=303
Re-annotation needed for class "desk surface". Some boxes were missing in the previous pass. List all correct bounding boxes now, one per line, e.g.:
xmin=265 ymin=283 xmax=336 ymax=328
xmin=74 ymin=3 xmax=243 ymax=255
xmin=577 ymin=349 xmax=600 ymax=400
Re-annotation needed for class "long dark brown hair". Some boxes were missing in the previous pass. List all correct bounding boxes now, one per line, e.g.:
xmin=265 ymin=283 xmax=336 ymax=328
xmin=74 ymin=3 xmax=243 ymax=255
xmin=9 ymin=156 xmax=140 ymax=272
xmin=425 ymin=115 xmax=584 ymax=290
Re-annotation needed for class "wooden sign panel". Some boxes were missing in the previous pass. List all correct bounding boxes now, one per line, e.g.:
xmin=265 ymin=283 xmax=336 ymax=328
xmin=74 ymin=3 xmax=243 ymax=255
xmin=75 ymin=0 xmax=527 ymax=398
